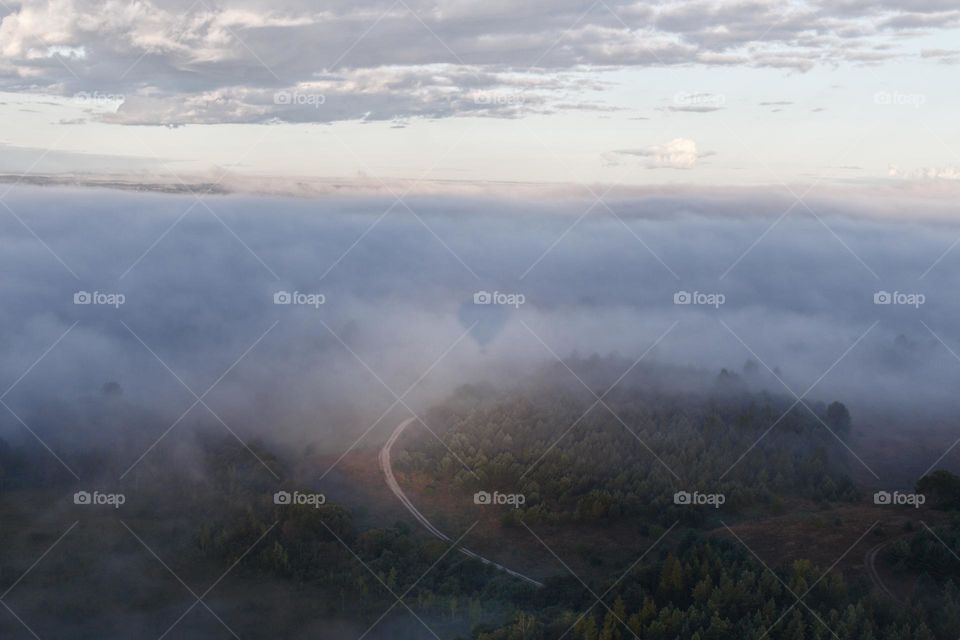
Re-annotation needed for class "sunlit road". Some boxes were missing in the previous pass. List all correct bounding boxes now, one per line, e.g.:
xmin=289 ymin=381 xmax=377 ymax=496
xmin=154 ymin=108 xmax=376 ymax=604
xmin=380 ymin=417 xmax=544 ymax=587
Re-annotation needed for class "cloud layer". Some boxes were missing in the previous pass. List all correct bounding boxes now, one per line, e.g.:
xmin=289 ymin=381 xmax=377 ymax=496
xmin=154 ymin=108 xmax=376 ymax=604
xmin=4 ymin=185 xmax=960 ymax=483
xmin=1 ymin=0 xmax=958 ymax=125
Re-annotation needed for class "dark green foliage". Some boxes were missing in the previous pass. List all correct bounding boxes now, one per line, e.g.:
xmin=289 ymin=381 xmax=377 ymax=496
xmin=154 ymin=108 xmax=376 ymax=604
xmin=194 ymin=439 xmax=532 ymax=618
xmin=888 ymin=518 xmax=960 ymax=582
xmin=400 ymin=377 xmax=858 ymax=528
xmin=916 ymin=470 xmax=960 ymax=510
xmin=826 ymin=401 xmax=852 ymax=434
xmin=478 ymin=536 xmax=952 ymax=640
xmin=185 ymin=375 xmax=955 ymax=638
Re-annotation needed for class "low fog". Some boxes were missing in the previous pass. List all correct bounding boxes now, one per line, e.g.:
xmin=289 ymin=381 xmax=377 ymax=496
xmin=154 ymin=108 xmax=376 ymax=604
xmin=2 ymin=184 xmax=960 ymax=475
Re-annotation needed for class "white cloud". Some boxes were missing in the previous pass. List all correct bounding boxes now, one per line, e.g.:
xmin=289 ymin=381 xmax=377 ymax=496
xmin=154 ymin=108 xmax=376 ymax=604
xmin=918 ymin=167 xmax=960 ymax=180
xmin=613 ymin=138 xmax=707 ymax=170
xmin=889 ymin=164 xmax=960 ymax=181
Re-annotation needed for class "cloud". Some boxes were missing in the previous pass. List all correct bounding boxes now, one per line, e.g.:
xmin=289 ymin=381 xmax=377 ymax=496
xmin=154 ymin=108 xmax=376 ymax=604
xmin=920 ymin=48 xmax=960 ymax=64
xmin=613 ymin=138 xmax=708 ymax=169
xmin=0 ymin=0 xmax=958 ymax=125
xmin=100 ymin=66 xmax=576 ymax=125
xmin=667 ymin=105 xmax=723 ymax=113
xmin=667 ymin=92 xmax=727 ymax=113
xmin=5 ymin=184 xmax=960 ymax=468
xmin=889 ymin=164 xmax=960 ymax=180
xmin=919 ymin=167 xmax=960 ymax=180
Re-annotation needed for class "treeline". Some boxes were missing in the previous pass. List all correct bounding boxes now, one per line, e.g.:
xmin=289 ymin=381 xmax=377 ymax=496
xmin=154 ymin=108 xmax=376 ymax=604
xmin=476 ymin=534 xmax=948 ymax=640
xmin=888 ymin=471 xmax=960 ymax=585
xmin=191 ymin=437 xmax=535 ymax=621
xmin=398 ymin=370 xmax=858 ymax=527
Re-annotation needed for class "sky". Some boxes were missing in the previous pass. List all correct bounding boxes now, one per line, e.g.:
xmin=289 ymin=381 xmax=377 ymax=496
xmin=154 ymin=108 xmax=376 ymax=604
xmin=2 ymin=0 xmax=960 ymax=188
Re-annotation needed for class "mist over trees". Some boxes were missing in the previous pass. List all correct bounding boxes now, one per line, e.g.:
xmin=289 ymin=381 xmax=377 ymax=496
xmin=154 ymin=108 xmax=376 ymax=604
xmin=3 ymin=187 xmax=960 ymax=638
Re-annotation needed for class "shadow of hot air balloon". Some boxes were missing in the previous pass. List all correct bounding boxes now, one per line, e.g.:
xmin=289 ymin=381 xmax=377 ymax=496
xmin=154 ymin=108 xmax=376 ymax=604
xmin=458 ymin=294 xmax=508 ymax=351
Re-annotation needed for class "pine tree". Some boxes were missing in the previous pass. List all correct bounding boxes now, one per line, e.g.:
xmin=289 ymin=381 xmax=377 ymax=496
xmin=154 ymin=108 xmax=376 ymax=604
xmin=658 ymin=554 xmax=684 ymax=602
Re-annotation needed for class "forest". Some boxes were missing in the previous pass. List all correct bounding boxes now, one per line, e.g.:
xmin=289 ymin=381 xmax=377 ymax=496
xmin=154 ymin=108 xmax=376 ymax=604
xmin=398 ymin=359 xmax=858 ymax=528
xmin=2 ymin=360 xmax=959 ymax=638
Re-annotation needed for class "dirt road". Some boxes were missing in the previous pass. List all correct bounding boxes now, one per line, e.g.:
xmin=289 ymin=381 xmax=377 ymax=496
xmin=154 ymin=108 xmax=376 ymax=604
xmin=864 ymin=539 xmax=903 ymax=603
xmin=379 ymin=417 xmax=544 ymax=587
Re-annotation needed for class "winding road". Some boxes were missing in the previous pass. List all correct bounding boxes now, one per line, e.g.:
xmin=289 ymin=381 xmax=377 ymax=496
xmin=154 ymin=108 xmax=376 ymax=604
xmin=864 ymin=538 xmax=903 ymax=603
xmin=379 ymin=417 xmax=544 ymax=588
